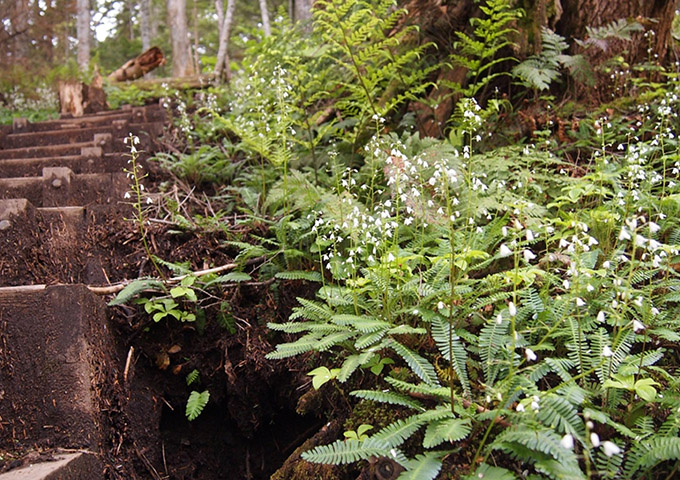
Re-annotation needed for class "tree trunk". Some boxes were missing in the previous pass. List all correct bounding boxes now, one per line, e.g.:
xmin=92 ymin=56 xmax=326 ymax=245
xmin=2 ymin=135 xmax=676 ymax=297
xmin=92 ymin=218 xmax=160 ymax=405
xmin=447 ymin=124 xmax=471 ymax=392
xmin=140 ymin=0 xmax=153 ymax=51
xmin=556 ymin=0 xmax=675 ymax=65
xmin=214 ymin=0 xmax=236 ymax=82
xmin=76 ymin=0 xmax=90 ymax=70
xmin=12 ymin=0 xmax=30 ymax=59
xmin=259 ymin=0 xmax=271 ymax=37
xmin=292 ymin=0 xmax=312 ymax=23
xmin=167 ymin=0 xmax=195 ymax=77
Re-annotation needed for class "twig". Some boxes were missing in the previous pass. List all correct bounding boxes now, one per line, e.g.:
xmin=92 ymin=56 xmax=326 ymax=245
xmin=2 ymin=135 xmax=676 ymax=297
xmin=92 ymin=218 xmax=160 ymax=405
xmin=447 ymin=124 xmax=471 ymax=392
xmin=87 ymin=261 xmax=239 ymax=295
xmin=123 ymin=346 xmax=134 ymax=385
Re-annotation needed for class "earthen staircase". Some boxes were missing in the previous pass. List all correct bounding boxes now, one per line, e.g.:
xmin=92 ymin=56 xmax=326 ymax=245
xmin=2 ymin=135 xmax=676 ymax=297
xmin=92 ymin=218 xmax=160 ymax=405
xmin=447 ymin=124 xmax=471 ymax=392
xmin=0 ymin=104 xmax=167 ymax=478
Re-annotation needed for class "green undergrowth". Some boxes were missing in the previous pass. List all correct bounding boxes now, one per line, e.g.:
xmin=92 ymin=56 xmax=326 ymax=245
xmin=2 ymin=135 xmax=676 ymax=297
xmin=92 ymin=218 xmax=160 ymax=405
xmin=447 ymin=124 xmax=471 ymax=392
xmin=112 ymin=1 xmax=680 ymax=478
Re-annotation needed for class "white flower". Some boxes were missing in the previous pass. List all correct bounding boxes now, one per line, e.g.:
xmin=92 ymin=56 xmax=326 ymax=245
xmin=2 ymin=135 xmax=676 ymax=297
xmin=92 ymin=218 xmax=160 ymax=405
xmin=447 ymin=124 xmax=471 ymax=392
xmin=619 ymin=227 xmax=631 ymax=241
xmin=531 ymin=399 xmax=540 ymax=410
xmin=525 ymin=348 xmax=537 ymax=362
xmin=590 ymin=432 xmax=601 ymax=447
xmin=560 ymin=434 xmax=575 ymax=449
xmin=633 ymin=320 xmax=645 ymax=332
xmin=597 ymin=311 xmax=606 ymax=323
xmin=575 ymin=297 xmax=586 ymax=307
xmin=499 ymin=244 xmax=513 ymax=258
xmin=523 ymin=250 xmax=537 ymax=262
xmin=649 ymin=221 xmax=661 ymax=233
xmin=602 ymin=346 xmax=613 ymax=358
xmin=437 ymin=301 xmax=446 ymax=311
xmin=602 ymin=261 xmax=611 ymax=269
xmin=508 ymin=302 xmax=517 ymax=317
xmin=602 ymin=441 xmax=622 ymax=457
xmin=124 ymin=192 xmax=131 ymax=199
xmin=496 ymin=313 xmax=503 ymax=325
xmin=526 ymin=229 xmax=535 ymax=241
xmin=387 ymin=252 xmax=395 ymax=262
xmin=516 ymin=403 xmax=525 ymax=412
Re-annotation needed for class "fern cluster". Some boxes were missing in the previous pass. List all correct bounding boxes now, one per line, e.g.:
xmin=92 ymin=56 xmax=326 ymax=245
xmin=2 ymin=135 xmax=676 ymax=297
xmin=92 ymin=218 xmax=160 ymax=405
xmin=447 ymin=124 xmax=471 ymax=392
xmin=267 ymin=82 xmax=680 ymax=478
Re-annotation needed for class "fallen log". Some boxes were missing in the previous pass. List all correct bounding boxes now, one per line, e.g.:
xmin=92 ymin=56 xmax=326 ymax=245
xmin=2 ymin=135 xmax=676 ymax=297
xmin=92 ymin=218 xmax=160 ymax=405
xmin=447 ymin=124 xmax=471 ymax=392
xmin=108 ymin=46 xmax=166 ymax=83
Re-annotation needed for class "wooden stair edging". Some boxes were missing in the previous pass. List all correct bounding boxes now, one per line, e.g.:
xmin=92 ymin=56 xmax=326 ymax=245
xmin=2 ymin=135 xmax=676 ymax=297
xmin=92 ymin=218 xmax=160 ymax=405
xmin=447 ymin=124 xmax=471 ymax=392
xmin=0 ymin=451 xmax=103 ymax=480
xmin=0 ymin=285 xmax=114 ymax=453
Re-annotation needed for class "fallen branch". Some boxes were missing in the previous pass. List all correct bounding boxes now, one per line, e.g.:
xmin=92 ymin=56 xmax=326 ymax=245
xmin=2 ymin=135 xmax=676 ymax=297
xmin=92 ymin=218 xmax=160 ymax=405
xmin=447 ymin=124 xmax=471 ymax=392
xmin=87 ymin=261 xmax=239 ymax=295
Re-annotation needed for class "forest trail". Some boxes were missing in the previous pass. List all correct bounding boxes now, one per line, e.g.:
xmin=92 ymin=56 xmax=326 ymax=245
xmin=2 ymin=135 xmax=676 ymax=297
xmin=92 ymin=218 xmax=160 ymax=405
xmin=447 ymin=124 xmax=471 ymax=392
xmin=0 ymin=104 xmax=166 ymax=478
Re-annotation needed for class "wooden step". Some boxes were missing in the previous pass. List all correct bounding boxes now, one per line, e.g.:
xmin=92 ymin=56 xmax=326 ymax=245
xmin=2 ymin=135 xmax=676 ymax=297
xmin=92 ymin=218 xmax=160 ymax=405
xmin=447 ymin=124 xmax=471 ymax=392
xmin=0 ymin=285 xmax=113 ymax=452
xmin=0 ymin=451 xmax=102 ymax=479
xmin=0 ymin=151 xmax=137 ymax=177
xmin=0 ymin=168 xmax=128 ymax=207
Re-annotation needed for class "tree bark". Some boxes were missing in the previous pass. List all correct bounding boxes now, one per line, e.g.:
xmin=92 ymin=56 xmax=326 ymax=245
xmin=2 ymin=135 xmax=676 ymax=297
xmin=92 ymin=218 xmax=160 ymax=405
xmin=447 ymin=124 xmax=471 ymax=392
xmin=556 ymin=0 xmax=676 ymax=66
xmin=167 ymin=0 xmax=196 ymax=77
xmin=292 ymin=0 xmax=312 ymax=23
xmin=76 ymin=0 xmax=90 ymax=70
xmin=140 ymin=0 xmax=153 ymax=51
xmin=214 ymin=0 xmax=237 ymax=82
xmin=259 ymin=0 xmax=271 ymax=37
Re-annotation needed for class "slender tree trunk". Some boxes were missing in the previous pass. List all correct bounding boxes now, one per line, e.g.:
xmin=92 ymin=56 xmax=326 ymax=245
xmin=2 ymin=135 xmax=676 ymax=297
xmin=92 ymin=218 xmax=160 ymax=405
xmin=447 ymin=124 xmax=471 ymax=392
xmin=140 ymin=0 xmax=152 ymax=51
xmin=76 ymin=0 xmax=90 ymax=70
xmin=214 ymin=0 xmax=236 ymax=82
xmin=192 ymin=0 xmax=200 ymax=73
xmin=167 ymin=0 xmax=195 ymax=77
xmin=259 ymin=0 xmax=271 ymax=37
xmin=292 ymin=0 xmax=312 ymax=22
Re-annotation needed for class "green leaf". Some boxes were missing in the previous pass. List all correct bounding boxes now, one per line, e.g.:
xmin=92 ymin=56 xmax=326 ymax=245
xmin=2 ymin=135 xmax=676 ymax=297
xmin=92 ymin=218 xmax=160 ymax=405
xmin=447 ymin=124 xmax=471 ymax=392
xmin=399 ymin=452 xmax=443 ymax=480
xmin=186 ymin=390 xmax=210 ymax=421
xmin=309 ymin=366 xmax=340 ymax=389
xmin=388 ymin=339 xmax=440 ymax=386
xmin=108 ymin=278 xmax=165 ymax=306
xmin=185 ymin=369 xmax=200 ymax=386
xmin=422 ymin=418 xmax=471 ymax=448
xmin=634 ymin=378 xmax=659 ymax=402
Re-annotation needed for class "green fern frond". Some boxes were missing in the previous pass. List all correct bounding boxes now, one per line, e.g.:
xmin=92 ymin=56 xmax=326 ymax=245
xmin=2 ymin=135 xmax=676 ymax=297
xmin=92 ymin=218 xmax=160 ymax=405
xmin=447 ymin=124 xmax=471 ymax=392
xmin=430 ymin=315 xmax=471 ymax=395
xmin=265 ymin=333 xmax=322 ymax=359
xmin=108 ymin=278 xmax=165 ymax=306
xmin=536 ymin=394 xmax=584 ymax=436
xmin=399 ymin=452 xmax=443 ymax=480
xmin=301 ymin=438 xmax=392 ymax=465
xmin=624 ymin=437 xmax=680 ymax=477
xmin=422 ymin=417 xmax=471 ymax=448
xmin=332 ymin=314 xmax=390 ymax=333
xmin=384 ymin=377 xmax=451 ymax=400
xmin=275 ymin=270 xmax=323 ymax=282
xmin=351 ymin=390 xmax=425 ymax=411
xmin=388 ymin=339 xmax=440 ymax=386
xmin=186 ymin=390 xmax=210 ymax=421
xmin=371 ymin=415 xmax=427 ymax=448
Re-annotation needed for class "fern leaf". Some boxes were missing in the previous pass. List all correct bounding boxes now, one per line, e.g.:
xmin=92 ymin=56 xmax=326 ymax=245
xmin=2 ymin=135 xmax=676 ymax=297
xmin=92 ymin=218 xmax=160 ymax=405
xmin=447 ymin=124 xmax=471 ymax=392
xmin=388 ymin=339 xmax=440 ymax=386
xmin=186 ymin=390 xmax=210 ymax=421
xmin=430 ymin=315 xmax=471 ymax=395
xmin=422 ymin=417 xmax=471 ymax=448
xmin=108 ymin=278 xmax=165 ymax=306
xmin=372 ymin=415 xmax=427 ymax=448
xmin=301 ymin=438 xmax=391 ymax=465
xmin=351 ymin=390 xmax=425 ymax=411
xmin=185 ymin=369 xmax=199 ymax=386
xmin=275 ymin=270 xmax=323 ymax=282
xmin=625 ymin=437 xmax=680 ymax=477
xmin=399 ymin=453 xmax=443 ymax=480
